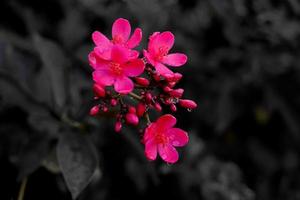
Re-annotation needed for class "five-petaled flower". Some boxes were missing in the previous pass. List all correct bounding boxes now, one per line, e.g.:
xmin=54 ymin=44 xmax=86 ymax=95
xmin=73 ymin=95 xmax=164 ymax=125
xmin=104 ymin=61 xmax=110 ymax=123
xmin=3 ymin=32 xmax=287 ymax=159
xmin=143 ymin=31 xmax=187 ymax=76
xmin=90 ymin=45 xmax=145 ymax=94
xmin=92 ymin=18 xmax=142 ymax=59
xmin=143 ymin=114 xmax=189 ymax=163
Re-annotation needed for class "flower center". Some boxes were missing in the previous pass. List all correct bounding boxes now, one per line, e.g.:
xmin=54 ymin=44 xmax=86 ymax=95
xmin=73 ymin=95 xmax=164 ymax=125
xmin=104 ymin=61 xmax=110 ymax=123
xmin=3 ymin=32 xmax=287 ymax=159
xmin=109 ymin=62 xmax=122 ymax=75
xmin=156 ymin=46 xmax=168 ymax=61
xmin=112 ymin=35 xmax=122 ymax=44
xmin=155 ymin=132 xmax=169 ymax=145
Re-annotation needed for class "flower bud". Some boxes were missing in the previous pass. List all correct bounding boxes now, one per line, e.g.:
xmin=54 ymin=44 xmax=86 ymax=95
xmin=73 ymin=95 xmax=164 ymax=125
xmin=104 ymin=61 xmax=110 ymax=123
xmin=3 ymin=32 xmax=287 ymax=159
xmin=169 ymin=88 xmax=184 ymax=98
xmin=145 ymin=92 xmax=153 ymax=103
xmin=170 ymin=104 xmax=177 ymax=112
xmin=164 ymin=73 xmax=175 ymax=82
xmin=89 ymin=105 xmax=99 ymax=116
xmin=179 ymin=99 xmax=197 ymax=109
xmin=163 ymin=86 xmax=172 ymax=93
xmin=136 ymin=103 xmax=146 ymax=117
xmin=164 ymin=98 xmax=172 ymax=105
xmin=125 ymin=113 xmax=139 ymax=125
xmin=168 ymin=82 xmax=176 ymax=88
xmin=102 ymin=106 xmax=108 ymax=112
xmin=153 ymin=74 xmax=161 ymax=82
xmin=128 ymin=106 xmax=136 ymax=113
xmin=110 ymin=99 xmax=118 ymax=106
xmin=114 ymin=121 xmax=122 ymax=132
xmin=173 ymin=73 xmax=182 ymax=82
xmin=154 ymin=102 xmax=162 ymax=112
xmin=134 ymin=77 xmax=150 ymax=86
xmin=93 ymin=84 xmax=105 ymax=97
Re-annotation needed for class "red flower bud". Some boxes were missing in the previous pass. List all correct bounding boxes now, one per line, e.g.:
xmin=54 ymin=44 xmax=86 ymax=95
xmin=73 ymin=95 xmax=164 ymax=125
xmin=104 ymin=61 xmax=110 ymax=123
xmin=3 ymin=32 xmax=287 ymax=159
xmin=114 ymin=121 xmax=122 ymax=132
xmin=179 ymin=99 xmax=197 ymax=109
xmin=102 ymin=106 xmax=108 ymax=112
xmin=125 ymin=113 xmax=139 ymax=125
xmin=128 ymin=106 xmax=136 ymax=113
xmin=145 ymin=92 xmax=153 ymax=103
xmin=153 ymin=74 xmax=161 ymax=82
xmin=164 ymin=98 xmax=172 ymax=105
xmin=134 ymin=77 xmax=150 ymax=86
xmin=164 ymin=73 xmax=175 ymax=82
xmin=168 ymin=82 xmax=176 ymax=88
xmin=163 ymin=86 xmax=172 ymax=93
xmin=169 ymin=88 xmax=184 ymax=98
xmin=93 ymin=84 xmax=105 ymax=97
xmin=170 ymin=104 xmax=177 ymax=112
xmin=173 ymin=73 xmax=182 ymax=82
xmin=89 ymin=105 xmax=99 ymax=116
xmin=136 ymin=103 xmax=146 ymax=117
xmin=110 ymin=99 xmax=118 ymax=106
xmin=154 ymin=102 xmax=162 ymax=112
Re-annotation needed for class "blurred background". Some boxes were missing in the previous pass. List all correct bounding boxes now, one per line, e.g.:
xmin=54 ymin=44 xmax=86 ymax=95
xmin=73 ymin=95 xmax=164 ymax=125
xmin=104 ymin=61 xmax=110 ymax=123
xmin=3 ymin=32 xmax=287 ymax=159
xmin=1 ymin=0 xmax=300 ymax=199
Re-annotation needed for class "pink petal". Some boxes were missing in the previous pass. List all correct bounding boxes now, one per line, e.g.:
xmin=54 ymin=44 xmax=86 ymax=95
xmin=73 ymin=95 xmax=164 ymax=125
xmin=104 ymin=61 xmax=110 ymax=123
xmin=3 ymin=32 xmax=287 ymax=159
xmin=156 ymin=114 xmax=177 ymax=130
xmin=150 ymin=31 xmax=174 ymax=55
xmin=154 ymin=63 xmax=174 ymax=76
xmin=93 ymin=70 xmax=115 ymax=86
xmin=122 ymin=59 xmax=145 ymax=77
xmin=92 ymin=31 xmax=111 ymax=47
xmin=145 ymin=139 xmax=157 ymax=161
xmin=89 ymin=51 xmax=110 ymax=70
xmin=88 ymin=51 xmax=97 ymax=69
xmin=149 ymin=32 xmax=160 ymax=41
xmin=163 ymin=53 xmax=187 ymax=67
xmin=114 ymin=76 xmax=134 ymax=94
xmin=126 ymin=28 xmax=142 ymax=48
xmin=143 ymin=122 xmax=157 ymax=142
xmin=111 ymin=45 xmax=130 ymax=64
xmin=158 ymin=143 xmax=179 ymax=164
xmin=166 ymin=128 xmax=189 ymax=147
xmin=112 ymin=18 xmax=131 ymax=44
xmin=94 ymin=46 xmax=111 ymax=61
xmin=143 ymin=50 xmax=156 ymax=66
xmin=130 ymin=50 xmax=139 ymax=59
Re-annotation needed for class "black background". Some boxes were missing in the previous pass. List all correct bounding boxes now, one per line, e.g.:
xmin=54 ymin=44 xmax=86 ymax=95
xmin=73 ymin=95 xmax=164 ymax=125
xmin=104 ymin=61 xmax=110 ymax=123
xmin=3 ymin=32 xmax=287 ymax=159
xmin=1 ymin=0 xmax=300 ymax=199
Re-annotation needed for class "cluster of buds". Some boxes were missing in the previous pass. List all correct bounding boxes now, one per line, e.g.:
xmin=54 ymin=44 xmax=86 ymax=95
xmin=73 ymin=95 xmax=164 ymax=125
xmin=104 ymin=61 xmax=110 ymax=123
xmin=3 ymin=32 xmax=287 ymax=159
xmin=88 ymin=18 xmax=197 ymax=164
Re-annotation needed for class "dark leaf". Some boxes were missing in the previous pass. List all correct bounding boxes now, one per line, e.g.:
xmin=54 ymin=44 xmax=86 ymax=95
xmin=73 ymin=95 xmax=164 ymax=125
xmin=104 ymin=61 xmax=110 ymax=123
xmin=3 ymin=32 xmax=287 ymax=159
xmin=57 ymin=131 xmax=98 ymax=199
xmin=33 ymin=34 xmax=68 ymax=109
xmin=17 ymin=134 xmax=51 ymax=180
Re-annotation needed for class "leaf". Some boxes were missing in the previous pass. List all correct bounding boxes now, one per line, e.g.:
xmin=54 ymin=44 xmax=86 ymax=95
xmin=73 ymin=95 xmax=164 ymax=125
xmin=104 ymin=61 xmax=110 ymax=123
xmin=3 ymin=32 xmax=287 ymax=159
xmin=17 ymin=134 xmax=51 ymax=180
xmin=58 ymin=9 xmax=88 ymax=48
xmin=57 ymin=131 xmax=98 ymax=199
xmin=33 ymin=34 xmax=68 ymax=109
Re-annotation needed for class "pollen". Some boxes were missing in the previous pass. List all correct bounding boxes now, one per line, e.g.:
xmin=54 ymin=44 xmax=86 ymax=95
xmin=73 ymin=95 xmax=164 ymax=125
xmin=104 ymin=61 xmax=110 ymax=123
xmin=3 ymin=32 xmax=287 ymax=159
xmin=112 ymin=35 xmax=122 ymax=44
xmin=109 ymin=62 xmax=122 ymax=75
xmin=155 ymin=132 xmax=169 ymax=145
xmin=156 ymin=46 xmax=169 ymax=61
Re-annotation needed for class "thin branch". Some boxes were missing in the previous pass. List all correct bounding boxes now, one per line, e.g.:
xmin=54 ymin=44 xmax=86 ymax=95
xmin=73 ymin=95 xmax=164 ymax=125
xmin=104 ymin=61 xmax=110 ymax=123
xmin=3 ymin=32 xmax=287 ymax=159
xmin=18 ymin=177 xmax=28 ymax=200
xmin=145 ymin=113 xmax=151 ymax=125
xmin=129 ymin=92 xmax=143 ymax=101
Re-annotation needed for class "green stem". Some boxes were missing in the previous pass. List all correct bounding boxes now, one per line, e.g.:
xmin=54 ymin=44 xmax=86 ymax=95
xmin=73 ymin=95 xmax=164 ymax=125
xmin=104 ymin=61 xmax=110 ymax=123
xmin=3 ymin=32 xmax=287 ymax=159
xmin=18 ymin=177 xmax=28 ymax=200
xmin=145 ymin=113 xmax=151 ymax=125
xmin=129 ymin=92 xmax=143 ymax=101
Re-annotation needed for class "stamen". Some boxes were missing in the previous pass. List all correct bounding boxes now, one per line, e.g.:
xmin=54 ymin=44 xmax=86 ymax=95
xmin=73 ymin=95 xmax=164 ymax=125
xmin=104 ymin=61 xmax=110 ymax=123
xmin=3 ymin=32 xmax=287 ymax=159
xmin=110 ymin=62 xmax=122 ymax=75
xmin=112 ymin=35 xmax=122 ymax=44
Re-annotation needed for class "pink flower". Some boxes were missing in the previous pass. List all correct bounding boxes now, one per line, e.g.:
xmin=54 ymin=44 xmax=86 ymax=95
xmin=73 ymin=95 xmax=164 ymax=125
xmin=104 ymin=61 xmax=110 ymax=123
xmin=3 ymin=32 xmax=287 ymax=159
xmin=91 ymin=45 xmax=145 ymax=94
xmin=143 ymin=114 xmax=188 ymax=163
xmin=143 ymin=31 xmax=187 ymax=76
xmin=92 ymin=18 xmax=142 ymax=57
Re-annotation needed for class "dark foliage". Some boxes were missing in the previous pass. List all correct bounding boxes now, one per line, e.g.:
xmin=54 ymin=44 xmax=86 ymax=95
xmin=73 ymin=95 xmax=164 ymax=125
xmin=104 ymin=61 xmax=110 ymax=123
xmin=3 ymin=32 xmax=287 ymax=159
xmin=1 ymin=0 xmax=300 ymax=199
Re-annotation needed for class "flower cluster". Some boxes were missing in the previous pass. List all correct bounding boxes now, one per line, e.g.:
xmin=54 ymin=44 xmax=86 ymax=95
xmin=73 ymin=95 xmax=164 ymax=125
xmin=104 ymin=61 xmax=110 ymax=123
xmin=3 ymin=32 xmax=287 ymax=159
xmin=89 ymin=18 xmax=197 ymax=164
